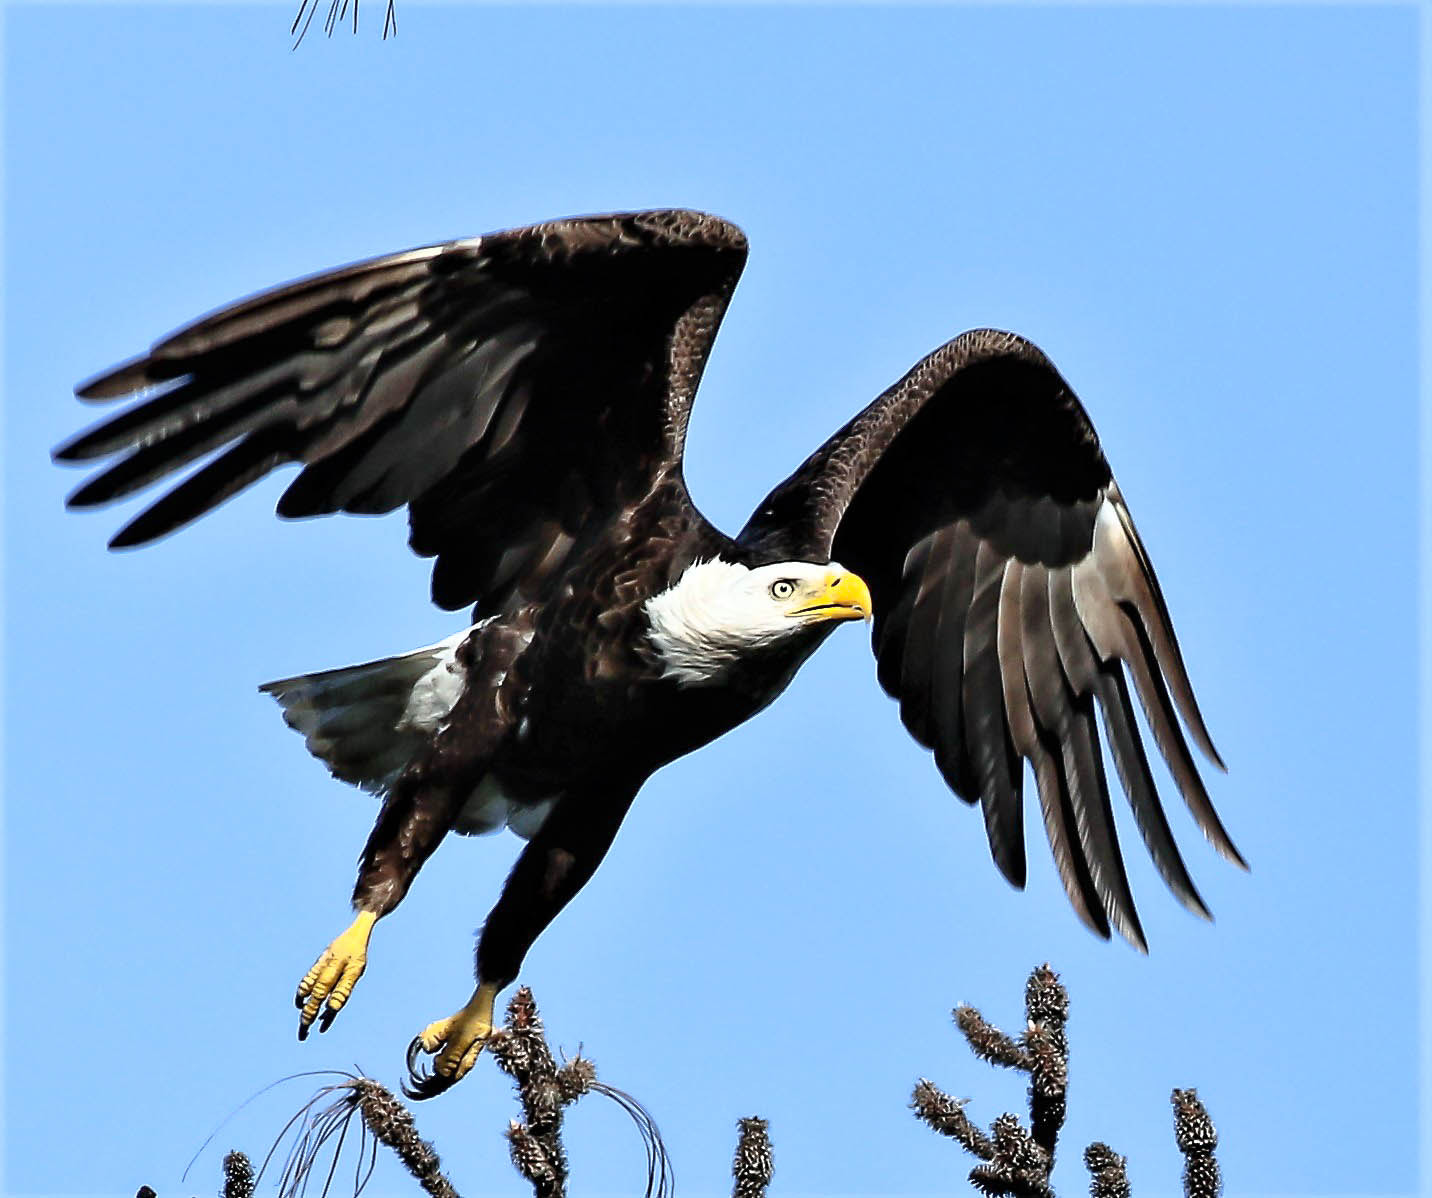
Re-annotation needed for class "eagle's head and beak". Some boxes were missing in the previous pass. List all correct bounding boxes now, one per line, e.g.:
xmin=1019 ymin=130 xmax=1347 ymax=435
xmin=644 ymin=558 xmax=873 ymax=687
xmin=770 ymin=568 xmax=873 ymax=625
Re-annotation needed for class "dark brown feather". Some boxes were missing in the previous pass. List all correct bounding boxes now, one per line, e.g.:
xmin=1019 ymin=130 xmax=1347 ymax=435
xmin=1048 ymin=566 xmax=1209 ymax=918
xmin=896 ymin=532 xmax=948 ymax=748
xmin=1094 ymin=489 xmax=1224 ymax=769
xmin=998 ymin=564 xmax=1109 ymax=937
xmin=1072 ymin=561 xmax=1244 ymax=868
xmin=111 ymin=430 xmax=297 ymax=549
xmin=928 ymin=524 xmax=981 ymax=800
xmin=1019 ymin=563 xmax=1144 ymax=950
xmin=964 ymin=544 xmax=1025 ymax=888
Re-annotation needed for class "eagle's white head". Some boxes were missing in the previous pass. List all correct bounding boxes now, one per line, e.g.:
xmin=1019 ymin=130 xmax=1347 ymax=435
xmin=644 ymin=558 xmax=873 ymax=686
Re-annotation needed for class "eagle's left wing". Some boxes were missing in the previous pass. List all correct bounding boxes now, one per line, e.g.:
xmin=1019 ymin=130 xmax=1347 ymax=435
xmin=737 ymin=329 xmax=1241 ymax=949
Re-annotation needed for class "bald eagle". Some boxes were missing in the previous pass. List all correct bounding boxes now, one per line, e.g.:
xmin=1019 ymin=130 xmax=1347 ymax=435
xmin=56 ymin=210 xmax=1239 ymax=1098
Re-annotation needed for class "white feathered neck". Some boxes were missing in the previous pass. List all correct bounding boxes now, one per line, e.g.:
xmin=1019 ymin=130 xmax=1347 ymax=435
xmin=643 ymin=558 xmax=833 ymax=686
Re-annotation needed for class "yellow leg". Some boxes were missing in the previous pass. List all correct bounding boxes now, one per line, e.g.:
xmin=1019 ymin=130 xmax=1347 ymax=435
xmin=295 ymin=910 xmax=376 ymax=1039
xmin=403 ymin=981 xmax=500 ymax=1099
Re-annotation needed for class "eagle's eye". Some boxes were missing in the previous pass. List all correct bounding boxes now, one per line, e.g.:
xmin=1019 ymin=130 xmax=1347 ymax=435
xmin=769 ymin=579 xmax=796 ymax=600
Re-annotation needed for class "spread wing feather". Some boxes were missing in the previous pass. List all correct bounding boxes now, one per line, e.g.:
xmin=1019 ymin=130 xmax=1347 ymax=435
xmin=57 ymin=210 xmax=748 ymax=613
xmin=738 ymin=328 xmax=1238 ymax=946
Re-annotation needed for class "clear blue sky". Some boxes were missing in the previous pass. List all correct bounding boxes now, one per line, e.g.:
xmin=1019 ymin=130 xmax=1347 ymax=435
xmin=5 ymin=5 xmax=1419 ymax=1196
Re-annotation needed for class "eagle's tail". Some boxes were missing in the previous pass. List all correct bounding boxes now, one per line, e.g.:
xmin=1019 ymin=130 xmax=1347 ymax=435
xmin=260 ymin=631 xmax=468 ymax=794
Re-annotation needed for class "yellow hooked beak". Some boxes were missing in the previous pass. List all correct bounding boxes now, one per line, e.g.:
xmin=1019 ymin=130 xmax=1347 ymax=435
xmin=792 ymin=570 xmax=874 ymax=623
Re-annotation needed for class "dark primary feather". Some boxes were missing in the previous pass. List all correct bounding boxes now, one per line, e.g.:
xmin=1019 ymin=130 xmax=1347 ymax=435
xmin=57 ymin=210 xmax=748 ymax=614
xmin=739 ymin=329 xmax=1237 ymax=946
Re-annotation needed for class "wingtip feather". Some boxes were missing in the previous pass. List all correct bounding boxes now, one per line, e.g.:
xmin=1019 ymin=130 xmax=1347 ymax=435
xmin=75 ymin=355 xmax=154 ymax=401
xmin=1216 ymin=835 xmax=1250 ymax=873
xmin=108 ymin=521 xmax=159 ymax=550
xmin=52 ymin=436 xmax=89 ymax=464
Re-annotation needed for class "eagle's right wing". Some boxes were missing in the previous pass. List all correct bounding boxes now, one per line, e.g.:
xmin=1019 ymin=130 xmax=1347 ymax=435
xmin=56 ymin=210 xmax=748 ymax=614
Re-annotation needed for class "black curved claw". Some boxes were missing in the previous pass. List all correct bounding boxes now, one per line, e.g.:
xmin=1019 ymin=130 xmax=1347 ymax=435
xmin=404 ymin=1034 xmax=425 ymax=1077
xmin=297 ymin=1017 xmax=310 ymax=1042
xmin=317 ymin=1006 xmax=339 ymax=1034
xmin=402 ymin=1035 xmax=457 ymax=1101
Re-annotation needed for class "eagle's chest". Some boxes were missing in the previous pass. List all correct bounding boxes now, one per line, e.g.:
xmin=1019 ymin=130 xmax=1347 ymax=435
xmin=498 ymin=631 xmax=792 ymax=778
xmin=456 ymin=675 xmax=765 ymax=839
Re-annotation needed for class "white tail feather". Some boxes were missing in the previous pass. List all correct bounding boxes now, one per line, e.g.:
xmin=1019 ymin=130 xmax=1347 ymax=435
xmin=260 ymin=626 xmax=557 ymax=841
xmin=260 ymin=632 xmax=469 ymax=794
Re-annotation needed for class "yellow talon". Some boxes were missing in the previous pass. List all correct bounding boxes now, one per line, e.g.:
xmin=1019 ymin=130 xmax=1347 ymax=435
xmin=296 ymin=911 xmax=376 ymax=1038
xmin=404 ymin=982 xmax=499 ymax=1098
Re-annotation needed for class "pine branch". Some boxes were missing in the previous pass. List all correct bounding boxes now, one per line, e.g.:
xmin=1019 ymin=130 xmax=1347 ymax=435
xmin=239 ymin=989 xmax=665 ymax=1198
xmin=352 ymin=1078 xmax=458 ymax=1198
xmin=914 ymin=965 xmax=1070 ymax=1195
xmin=222 ymin=1151 xmax=256 ymax=1198
xmin=912 ymin=1079 xmax=994 ymax=1160
xmin=290 ymin=0 xmax=396 ymax=46
xmin=484 ymin=987 xmax=671 ymax=1198
xmin=956 ymin=1005 xmax=1030 ymax=1070
xmin=487 ymin=988 xmax=579 ymax=1197
xmin=967 ymin=1111 xmax=1054 ymax=1198
xmin=915 ymin=965 xmax=1226 ymax=1198
xmin=1171 ymin=1089 xmax=1220 ymax=1198
xmin=1083 ymin=1144 xmax=1129 ymax=1198
xmin=1024 ymin=965 xmax=1069 ymax=1160
xmin=731 ymin=1116 xmax=773 ymax=1198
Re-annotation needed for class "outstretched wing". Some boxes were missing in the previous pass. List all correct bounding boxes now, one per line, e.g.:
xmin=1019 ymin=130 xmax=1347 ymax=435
xmin=56 ymin=210 xmax=747 ymax=613
xmin=738 ymin=329 xmax=1240 ymax=949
